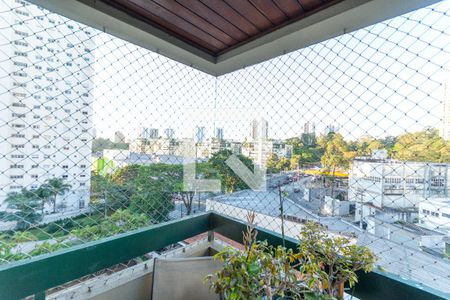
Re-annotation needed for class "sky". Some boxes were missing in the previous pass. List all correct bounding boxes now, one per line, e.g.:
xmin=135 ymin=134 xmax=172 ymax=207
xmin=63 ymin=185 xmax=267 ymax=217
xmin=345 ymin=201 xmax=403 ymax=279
xmin=15 ymin=0 xmax=449 ymax=142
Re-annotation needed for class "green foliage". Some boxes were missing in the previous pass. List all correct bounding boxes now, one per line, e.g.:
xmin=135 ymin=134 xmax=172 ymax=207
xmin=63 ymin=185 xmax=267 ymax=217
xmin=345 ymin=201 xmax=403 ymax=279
xmin=208 ymin=216 xmax=377 ymax=300
xmin=392 ymin=128 xmax=450 ymax=162
xmin=297 ymin=222 xmax=377 ymax=298
xmin=28 ymin=241 xmax=71 ymax=256
xmin=206 ymin=213 xmax=301 ymax=299
xmin=41 ymin=178 xmax=72 ymax=213
xmin=71 ymin=209 xmax=149 ymax=241
xmin=12 ymin=231 xmax=38 ymax=243
xmin=209 ymin=149 xmax=254 ymax=193
xmin=5 ymin=188 xmax=43 ymax=230
xmin=320 ymin=133 xmax=354 ymax=173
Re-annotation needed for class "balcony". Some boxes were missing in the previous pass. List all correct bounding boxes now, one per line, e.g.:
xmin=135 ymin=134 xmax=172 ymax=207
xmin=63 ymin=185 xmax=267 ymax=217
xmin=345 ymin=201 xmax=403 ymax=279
xmin=1 ymin=0 xmax=450 ymax=299
xmin=0 ymin=212 xmax=447 ymax=300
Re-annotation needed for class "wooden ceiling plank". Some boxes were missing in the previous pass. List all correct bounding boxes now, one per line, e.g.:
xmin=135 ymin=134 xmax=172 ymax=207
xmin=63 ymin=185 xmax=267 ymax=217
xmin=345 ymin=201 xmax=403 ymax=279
xmin=127 ymin=0 xmax=227 ymax=50
xmin=199 ymin=0 xmax=260 ymax=37
xmin=298 ymin=0 xmax=324 ymax=11
xmin=176 ymin=0 xmax=248 ymax=42
xmin=248 ymin=0 xmax=288 ymax=24
xmin=273 ymin=0 xmax=305 ymax=18
xmin=153 ymin=0 xmax=238 ymax=46
xmin=223 ymin=0 xmax=273 ymax=30
xmin=111 ymin=0 xmax=220 ymax=52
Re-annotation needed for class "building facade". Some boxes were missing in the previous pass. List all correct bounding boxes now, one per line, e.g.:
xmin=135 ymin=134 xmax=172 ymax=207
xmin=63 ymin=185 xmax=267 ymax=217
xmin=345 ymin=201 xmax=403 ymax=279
xmin=349 ymin=158 xmax=450 ymax=222
xmin=419 ymin=198 xmax=450 ymax=234
xmin=442 ymin=80 xmax=450 ymax=140
xmin=0 ymin=1 xmax=94 ymax=213
xmin=242 ymin=140 xmax=292 ymax=168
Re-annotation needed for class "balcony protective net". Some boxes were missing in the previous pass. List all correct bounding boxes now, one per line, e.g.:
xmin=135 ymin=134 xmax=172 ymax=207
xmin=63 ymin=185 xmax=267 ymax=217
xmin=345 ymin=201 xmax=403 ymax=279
xmin=0 ymin=0 xmax=449 ymax=297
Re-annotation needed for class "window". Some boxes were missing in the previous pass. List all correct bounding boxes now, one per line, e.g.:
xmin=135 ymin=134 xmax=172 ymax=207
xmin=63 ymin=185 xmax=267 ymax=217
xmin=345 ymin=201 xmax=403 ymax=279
xmin=12 ymin=113 xmax=25 ymax=117
xmin=13 ymin=61 xmax=27 ymax=67
xmin=14 ymin=30 xmax=28 ymax=37
xmin=12 ymin=71 xmax=27 ymax=77
xmin=10 ymin=164 xmax=24 ymax=169
xmin=12 ymin=102 xmax=25 ymax=108
xmin=15 ymin=9 xmax=29 ymax=16
xmin=12 ymin=92 xmax=26 ymax=98
xmin=13 ymin=40 xmax=28 ymax=47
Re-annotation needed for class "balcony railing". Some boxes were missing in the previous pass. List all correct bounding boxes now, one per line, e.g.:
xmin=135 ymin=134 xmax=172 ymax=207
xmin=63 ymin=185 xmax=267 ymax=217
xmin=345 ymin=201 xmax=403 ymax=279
xmin=0 ymin=212 xmax=446 ymax=300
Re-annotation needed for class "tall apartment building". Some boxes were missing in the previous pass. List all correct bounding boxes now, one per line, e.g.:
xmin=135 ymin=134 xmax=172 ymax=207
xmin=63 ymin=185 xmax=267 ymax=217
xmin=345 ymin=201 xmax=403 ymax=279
xmin=242 ymin=140 xmax=293 ymax=168
xmin=251 ymin=118 xmax=268 ymax=140
xmin=442 ymin=80 xmax=450 ymax=140
xmin=0 ymin=1 xmax=94 ymax=213
xmin=214 ymin=127 xmax=224 ymax=140
xmin=140 ymin=127 xmax=159 ymax=139
xmin=164 ymin=128 xmax=175 ymax=139
xmin=194 ymin=126 xmax=206 ymax=143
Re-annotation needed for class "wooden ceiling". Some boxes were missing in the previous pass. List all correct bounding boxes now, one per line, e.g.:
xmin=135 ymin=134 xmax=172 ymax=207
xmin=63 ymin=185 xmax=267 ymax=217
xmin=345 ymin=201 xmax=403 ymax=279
xmin=102 ymin=0 xmax=342 ymax=56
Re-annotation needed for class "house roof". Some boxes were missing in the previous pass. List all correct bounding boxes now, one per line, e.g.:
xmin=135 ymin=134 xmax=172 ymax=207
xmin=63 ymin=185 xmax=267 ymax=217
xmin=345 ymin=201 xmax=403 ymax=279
xmin=29 ymin=0 xmax=439 ymax=75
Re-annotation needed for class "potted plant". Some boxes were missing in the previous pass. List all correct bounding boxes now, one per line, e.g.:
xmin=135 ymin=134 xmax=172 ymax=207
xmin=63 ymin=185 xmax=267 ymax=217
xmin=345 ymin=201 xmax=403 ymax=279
xmin=296 ymin=222 xmax=377 ymax=299
xmin=206 ymin=214 xmax=377 ymax=300
xmin=205 ymin=213 xmax=304 ymax=299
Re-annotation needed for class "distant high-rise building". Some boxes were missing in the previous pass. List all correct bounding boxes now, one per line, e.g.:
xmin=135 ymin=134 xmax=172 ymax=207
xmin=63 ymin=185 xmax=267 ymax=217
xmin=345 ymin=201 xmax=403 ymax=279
xmin=303 ymin=121 xmax=316 ymax=134
xmin=114 ymin=131 xmax=126 ymax=143
xmin=251 ymin=118 xmax=268 ymax=140
xmin=195 ymin=126 xmax=206 ymax=143
xmin=215 ymin=127 xmax=224 ymax=140
xmin=140 ymin=127 xmax=159 ymax=139
xmin=442 ymin=80 xmax=450 ymax=140
xmin=0 ymin=2 xmax=94 ymax=212
xmin=324 ymin=124 xmax=340 ymax=135
xmin=164 ymin=128 xmax=175 ymax=139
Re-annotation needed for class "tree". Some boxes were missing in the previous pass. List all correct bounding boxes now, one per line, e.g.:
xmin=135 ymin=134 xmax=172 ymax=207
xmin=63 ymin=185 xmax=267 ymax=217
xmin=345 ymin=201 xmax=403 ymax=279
xmin=128 ymin=179 xmax=174 ymax=222
xmin=321 ymin=133 xmax=352 ymax=172
xmin=42 ymin=178 xmax=72 ymax=213
xmin=266 ymin=153 xmax=280 ymax=173
xmin=321 ymin=133 xmax=353 ymax=201
xmin=90 ymin=174 xmax=131 ymax=216
xmin=5 ymin=189 xmax=43 ymax=229
xmin=209 ymin=149 xmax=254 ymax=193
xmin=393 ymin=128 xmax=450 ymax=162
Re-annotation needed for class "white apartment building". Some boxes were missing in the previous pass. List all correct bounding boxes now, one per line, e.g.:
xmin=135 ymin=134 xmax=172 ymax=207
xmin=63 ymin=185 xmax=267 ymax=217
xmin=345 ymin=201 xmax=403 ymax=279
xmin=419 ymin=198 xmax=450 ymax=233
xmin=0 ymin=1 xmax=94 ymax=213
xmin=242 ymin=140 xmax=293 ymax=168
xmin=349 ymin=158 xmax=450 ymax=223
xmin=442 ymin=80 xmax=450 ymax=140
